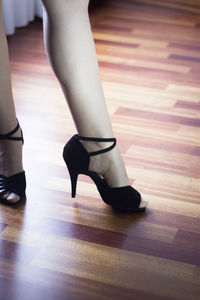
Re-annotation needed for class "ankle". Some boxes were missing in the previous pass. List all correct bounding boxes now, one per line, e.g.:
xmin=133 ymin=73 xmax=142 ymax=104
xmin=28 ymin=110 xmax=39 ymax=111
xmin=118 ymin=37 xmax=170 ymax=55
xmin=0 ymin=119 xmax=19 ymax=135
xmin=78 ymin=135 xmax=130 ymax=187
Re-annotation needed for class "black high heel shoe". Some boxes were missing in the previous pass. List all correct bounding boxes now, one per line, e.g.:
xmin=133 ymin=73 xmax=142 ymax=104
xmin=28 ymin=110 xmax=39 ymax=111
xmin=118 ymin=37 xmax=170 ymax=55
xmin=0 ymin=120 xmax=26 ymax=206
xmin=63 ymin=134 xmax=146 ymax=212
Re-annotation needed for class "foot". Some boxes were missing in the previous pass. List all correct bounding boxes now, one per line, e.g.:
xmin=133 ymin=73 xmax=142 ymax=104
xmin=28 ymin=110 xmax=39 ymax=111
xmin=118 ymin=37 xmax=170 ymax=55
xmin=0 ymin=126 xmax=24 ymax=204
xmin=80 ymin=140 xmax=148 ymax=209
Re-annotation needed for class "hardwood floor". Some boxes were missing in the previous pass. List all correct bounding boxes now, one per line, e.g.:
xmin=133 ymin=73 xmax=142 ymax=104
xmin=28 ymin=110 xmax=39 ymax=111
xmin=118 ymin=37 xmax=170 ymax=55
xmin=1 ymin=0 xmax=200 ymax=299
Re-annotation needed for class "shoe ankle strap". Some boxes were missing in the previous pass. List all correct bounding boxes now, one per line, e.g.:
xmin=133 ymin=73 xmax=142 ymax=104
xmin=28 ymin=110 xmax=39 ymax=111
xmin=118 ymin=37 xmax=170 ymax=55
xmin=77 ymin=135 xmax=116 ymax=156
xmin=0 ymin=119 xmax=24 ymax=143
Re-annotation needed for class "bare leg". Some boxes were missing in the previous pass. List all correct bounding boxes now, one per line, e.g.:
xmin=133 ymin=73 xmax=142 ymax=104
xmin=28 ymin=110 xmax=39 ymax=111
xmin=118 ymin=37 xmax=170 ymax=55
xmin=0 ymin=0 xmax=23 ymax=202
xmin=42 ymin=0 xmax=147 ymax=207
xmin=42 ymin=0 xmax=130 ymax=185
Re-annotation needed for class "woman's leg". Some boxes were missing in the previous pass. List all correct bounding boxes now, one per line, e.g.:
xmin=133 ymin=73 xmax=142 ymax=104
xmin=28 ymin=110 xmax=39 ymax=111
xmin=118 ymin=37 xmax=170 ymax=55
xmin=42 ymin=0 xmax=132 ymax=189
xmin=0 ymin=0 xmax=23 ymax=202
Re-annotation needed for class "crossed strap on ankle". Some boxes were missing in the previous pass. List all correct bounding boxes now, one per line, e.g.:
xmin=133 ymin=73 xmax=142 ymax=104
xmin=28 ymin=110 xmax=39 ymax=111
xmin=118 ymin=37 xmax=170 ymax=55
xmin=0 ymin=119 xmax=24 ymax=144
xmin=77 ymin=135 xmax=116 ymax=156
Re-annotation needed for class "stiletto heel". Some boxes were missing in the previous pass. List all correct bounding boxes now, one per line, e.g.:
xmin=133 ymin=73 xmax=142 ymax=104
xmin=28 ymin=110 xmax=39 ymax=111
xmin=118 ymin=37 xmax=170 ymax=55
xmin=63 ymin=134 xmax=147 ymax=212
xmin=0 ymin=119 xmax=26 ymax=206
xmin=69 ymin=169 xmax=78 ymax=198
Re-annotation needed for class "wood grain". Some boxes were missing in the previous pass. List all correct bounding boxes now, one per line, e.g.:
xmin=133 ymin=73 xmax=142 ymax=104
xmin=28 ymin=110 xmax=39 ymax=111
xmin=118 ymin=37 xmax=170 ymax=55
xmin=0 ymin=0 xmax=200 ymax=299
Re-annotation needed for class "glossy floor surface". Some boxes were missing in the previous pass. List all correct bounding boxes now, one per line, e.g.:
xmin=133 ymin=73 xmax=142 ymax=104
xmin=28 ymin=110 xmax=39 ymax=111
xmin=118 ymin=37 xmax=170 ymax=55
xmin=0 ymin=0 xmax=200 ymax=299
